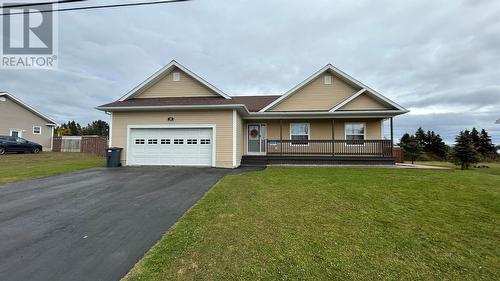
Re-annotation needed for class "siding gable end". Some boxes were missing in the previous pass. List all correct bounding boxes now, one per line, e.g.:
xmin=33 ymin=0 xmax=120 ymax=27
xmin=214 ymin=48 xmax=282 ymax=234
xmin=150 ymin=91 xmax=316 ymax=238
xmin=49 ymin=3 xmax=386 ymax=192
xmin=270 ymin=71 xmax=360 ymax=111
xmin=338 ymin=92 xmax=396 ymax=111
xmin=136 ymin=66 xmax=220 ymax=98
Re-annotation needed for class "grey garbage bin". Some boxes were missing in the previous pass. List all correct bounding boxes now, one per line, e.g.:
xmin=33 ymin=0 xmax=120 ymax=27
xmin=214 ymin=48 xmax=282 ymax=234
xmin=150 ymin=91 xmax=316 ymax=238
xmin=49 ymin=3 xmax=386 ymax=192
xmin=106 ymin=147 xmax=122 ymax=167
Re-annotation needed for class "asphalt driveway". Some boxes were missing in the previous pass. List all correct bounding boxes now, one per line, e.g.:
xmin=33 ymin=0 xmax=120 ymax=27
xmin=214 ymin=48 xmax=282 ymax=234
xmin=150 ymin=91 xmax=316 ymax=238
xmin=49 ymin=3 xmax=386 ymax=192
xmin=0 ymin=166 xmax=232 ymax=281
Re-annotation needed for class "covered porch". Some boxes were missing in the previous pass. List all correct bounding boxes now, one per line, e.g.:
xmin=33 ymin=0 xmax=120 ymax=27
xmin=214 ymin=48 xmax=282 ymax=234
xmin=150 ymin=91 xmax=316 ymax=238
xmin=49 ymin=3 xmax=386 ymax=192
xmin=241 ymin=117 xmax=396 ymax=165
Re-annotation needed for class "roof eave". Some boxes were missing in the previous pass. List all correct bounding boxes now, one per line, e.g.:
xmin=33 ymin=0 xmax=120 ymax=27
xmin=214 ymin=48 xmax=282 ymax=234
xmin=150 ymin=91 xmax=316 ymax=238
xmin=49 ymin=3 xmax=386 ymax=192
xmin=96 ymin=104 xmax=250 ymax=115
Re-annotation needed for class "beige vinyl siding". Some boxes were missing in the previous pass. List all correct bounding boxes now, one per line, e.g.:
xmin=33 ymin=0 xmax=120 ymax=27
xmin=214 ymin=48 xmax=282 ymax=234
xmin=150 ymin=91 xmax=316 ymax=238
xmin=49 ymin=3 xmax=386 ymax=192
xmin=236 ymin=113 xmax=244 ymax=166
xmin=339 ymin=94 xmax=393 ymax=110
xmin=112 ymin=110 xmax=234 ymax=168
xmin=0 ymin=96 xmax=54 ymax=150
xmin=137 ymin=67 xmax=220 ymax=98
xmin=270 ymin=73 xmax=359 ymax=111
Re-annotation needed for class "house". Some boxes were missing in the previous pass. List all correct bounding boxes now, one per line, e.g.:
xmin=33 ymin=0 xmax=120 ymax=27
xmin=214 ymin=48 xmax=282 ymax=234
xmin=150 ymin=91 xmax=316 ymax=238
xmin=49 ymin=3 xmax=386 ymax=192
xmin=0 ymin=92 xmax=58 ymax=150
xmin=97 ymin=60 xmax=408 ymax=168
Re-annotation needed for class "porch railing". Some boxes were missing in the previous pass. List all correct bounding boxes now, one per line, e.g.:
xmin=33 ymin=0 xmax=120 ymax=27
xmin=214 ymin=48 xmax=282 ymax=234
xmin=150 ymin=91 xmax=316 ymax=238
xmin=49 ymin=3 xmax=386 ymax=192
xmin=266 ymin=139 xmax=393 ymax=157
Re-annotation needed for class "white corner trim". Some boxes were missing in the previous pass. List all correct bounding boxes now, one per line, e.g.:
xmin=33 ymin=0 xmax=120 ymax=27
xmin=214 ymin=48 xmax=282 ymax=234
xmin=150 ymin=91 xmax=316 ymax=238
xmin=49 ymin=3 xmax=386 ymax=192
xmin=329 ymin=89 xmax=366 ymax=112
xmin=118 ymin=60 xmax=231 ymax=101
xmin=0 ymin=93 xmax=59 ymax=125
xmin=109 ymin=112 xmax=113 ymax=147
xmin=232 ymin=110 xmax=237 ymax=167
xmin=50 ymin=126 xmax=54 ymax=151
xmin=259 ymin=64 xmax=408 ymax=112
xmin=126 ymin=124 xmax=217 ymax=167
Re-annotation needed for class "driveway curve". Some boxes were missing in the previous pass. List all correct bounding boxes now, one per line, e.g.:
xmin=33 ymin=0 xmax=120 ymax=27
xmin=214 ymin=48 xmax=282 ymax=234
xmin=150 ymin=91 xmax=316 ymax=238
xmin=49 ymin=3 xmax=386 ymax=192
xmin=0 ymin=166 xmax=231 ymax=281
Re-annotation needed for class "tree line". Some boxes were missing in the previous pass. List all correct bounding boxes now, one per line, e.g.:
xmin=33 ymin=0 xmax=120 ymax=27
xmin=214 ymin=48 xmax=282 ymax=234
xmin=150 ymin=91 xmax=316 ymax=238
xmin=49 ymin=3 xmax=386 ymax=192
xmin=55 ymin=120 xmax=109 ymax=137
xmin=399 ymin=127 xmax=498 ymax=169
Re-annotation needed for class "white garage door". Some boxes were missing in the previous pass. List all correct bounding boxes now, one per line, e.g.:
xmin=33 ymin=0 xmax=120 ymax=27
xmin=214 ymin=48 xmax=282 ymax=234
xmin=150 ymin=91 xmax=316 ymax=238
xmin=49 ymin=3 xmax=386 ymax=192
xmin=128 ymin=128 xmax=213 ymax=166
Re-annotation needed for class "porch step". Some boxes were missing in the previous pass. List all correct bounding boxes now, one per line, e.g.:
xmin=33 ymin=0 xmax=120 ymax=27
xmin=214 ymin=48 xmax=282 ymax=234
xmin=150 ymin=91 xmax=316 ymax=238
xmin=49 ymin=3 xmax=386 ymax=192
xmin=241 ymin=155 xmax=395 ymax=166
xmin=241 ymin=156 xmax=267 ymax=166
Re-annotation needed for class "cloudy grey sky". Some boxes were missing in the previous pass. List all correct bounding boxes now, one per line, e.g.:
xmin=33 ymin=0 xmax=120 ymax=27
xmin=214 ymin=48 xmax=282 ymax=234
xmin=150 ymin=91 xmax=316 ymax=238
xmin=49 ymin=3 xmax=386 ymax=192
xmin=1 ymin=0 xmax=499 ymax=144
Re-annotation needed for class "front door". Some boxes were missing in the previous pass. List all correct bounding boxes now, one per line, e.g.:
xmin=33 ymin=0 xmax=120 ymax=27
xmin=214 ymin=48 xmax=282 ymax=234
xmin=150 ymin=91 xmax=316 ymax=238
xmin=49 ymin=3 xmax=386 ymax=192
xmin=247 ymin=124 xmax=266 ymax=155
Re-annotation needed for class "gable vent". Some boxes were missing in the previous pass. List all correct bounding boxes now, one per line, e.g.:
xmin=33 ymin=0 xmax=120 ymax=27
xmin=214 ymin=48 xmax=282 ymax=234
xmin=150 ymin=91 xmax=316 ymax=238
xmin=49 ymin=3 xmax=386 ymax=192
xmin=324 ymin=75 xmax=332 ymax=85
xmin=0 ymin=97 xmax=6 ymax=102
xmin=173 ymin=72 xmax=180 ymax=81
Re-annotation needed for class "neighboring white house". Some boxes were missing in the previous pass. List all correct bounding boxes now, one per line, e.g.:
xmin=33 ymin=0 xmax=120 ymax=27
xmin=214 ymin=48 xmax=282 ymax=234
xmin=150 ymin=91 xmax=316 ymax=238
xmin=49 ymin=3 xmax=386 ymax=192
xmin=0 ymin=92 xmax=58 ymax=150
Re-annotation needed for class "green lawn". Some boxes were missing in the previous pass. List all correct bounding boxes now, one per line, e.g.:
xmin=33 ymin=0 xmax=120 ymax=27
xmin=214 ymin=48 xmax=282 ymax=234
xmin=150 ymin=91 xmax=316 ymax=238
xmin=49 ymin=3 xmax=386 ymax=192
xmin=0 ymin=152 xmax=105 ymax=184
xmin=124 ymin=166 xmax=499 ymax=281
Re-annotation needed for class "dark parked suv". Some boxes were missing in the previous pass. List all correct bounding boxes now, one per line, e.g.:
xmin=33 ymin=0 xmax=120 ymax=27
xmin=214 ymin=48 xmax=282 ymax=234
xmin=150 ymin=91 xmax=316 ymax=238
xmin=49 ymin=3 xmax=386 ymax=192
xmin=0 ymin=136 xmax=43 ymax=155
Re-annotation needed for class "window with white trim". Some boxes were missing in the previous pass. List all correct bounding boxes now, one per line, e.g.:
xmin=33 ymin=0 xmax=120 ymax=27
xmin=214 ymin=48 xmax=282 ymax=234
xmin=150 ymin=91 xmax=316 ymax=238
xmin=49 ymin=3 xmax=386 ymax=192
xmin=33 ymin=126 xmax=42 ymax=134
xmin=200 ymin=139 xmax=211 ymax=144
xmin=173 ymin=72 xmax=180 ymax=81
xmin=174 ymin=139 xmax=184 ymax=144
xmin=187 ymin=139 xmax=197 ymax=144
xmin=324 ymin=75 xmax=332 ymax=85
xmin=135 ymin=139 xmax=145 ymax=145
xmin=160 ymin=139 xmax=170 ymax=144
xmin=290 ymin=123 xmax=310 ymax=145
xmin=148 ymin=139 xmax=158 ymax=145
xmin=345 ymin=123 xmax=365 ymax=145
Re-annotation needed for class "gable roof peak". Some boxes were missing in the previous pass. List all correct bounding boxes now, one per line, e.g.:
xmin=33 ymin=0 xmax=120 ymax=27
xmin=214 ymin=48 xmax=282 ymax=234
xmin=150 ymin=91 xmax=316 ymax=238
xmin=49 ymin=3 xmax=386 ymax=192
xmin=119 ymin=59 xmax=231 ymax=101
xmin=0 ymin=92 xmax=58 ymax=125
xmin=259 ymin=63 xmax=408 ymax=112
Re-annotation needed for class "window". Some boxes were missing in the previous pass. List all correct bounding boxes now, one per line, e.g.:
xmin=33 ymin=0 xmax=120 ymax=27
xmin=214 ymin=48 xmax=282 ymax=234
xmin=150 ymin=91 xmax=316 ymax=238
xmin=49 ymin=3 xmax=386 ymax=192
xmin=33 ymin=126 xmax=41 ymax=134
xmin=173 ymin=71 xmax=180 ymax=81
xmin=200 ymin=139 xmax=211 ymax=145
xmin=174 ymin=139 xmax=184 ymax=144
xmin=345 ymin=123 xmax=365 ymax=145
xmin=160 ymin=139 xmax=170 ymax=144
xmin=187 ymin=139 xmax=197 ymax=144
xmin=135 ymin=139 xmax=145 ymax=145
xmin=148 ymin=139 xmax=158 ymax=145
xmin=324 ymin=75 xmax=332 ymax=85
xmin=290 ymin=123 xmax=309 ymax=145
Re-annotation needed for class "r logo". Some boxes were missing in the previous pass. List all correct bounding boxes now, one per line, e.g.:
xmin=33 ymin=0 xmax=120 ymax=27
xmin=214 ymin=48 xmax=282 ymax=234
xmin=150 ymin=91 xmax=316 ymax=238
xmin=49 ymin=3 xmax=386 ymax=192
xmin=2 ymin=3 xmax=54 ymax=55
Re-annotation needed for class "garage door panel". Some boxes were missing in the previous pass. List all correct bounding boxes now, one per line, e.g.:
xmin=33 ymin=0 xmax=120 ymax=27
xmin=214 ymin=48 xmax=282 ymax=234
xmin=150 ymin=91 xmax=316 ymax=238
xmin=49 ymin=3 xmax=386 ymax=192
xmin=129 ymin=128 xmax=213 ymax=166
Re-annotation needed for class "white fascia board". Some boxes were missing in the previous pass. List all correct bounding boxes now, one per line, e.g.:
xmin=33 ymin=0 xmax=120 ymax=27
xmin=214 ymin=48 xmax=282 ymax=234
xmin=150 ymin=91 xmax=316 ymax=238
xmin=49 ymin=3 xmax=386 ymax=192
xmin=0 ymin=93 xmax=59 ymax=125
xmin=245 ymin=110 xmax=408 ymax=119
xmin=259 ymin=64 xmax=408 ymax=112
xmin=96 ymin=104 xmax=251 ymax=116
xmin=329 ymin=89 xmax=366 ymax=112
xmin=118 ymin=60 xmax=231 ymax=101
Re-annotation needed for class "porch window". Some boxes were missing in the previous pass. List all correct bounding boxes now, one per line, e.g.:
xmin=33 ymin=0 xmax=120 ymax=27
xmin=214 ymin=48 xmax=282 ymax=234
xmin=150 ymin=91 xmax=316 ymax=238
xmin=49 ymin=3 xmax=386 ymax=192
xmin=290 ymin=123 xmax=309 ymax=145
xmin=345 ymin=123 xmax=365 ymax=145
